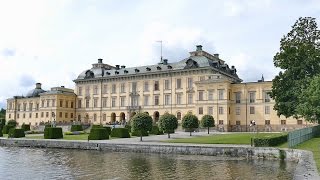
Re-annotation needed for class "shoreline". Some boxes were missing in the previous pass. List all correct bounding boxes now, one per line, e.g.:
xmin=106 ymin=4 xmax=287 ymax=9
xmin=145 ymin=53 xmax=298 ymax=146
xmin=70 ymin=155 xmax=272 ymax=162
xmin=0 ymin=137 xmax=318 ymax=179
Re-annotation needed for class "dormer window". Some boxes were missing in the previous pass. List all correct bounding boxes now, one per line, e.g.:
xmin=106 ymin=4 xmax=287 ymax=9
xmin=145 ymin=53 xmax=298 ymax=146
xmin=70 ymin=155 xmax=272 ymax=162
xmin=146 ymin=67 xmax=151 ymax=71
xmin=115 ymin=71 xmax=119 ymax=74
xmin=135 ymin=68 xmax=140 ymax=73
xmin=106 ymin=72 xmax=110 ymax=75
xmin=124 ymin=70 xmax=128 ymax=74
xmin=167 ymin=65 xmax=172 ymax=69
xmin=157 ymin=66 xmax=161 ymax=70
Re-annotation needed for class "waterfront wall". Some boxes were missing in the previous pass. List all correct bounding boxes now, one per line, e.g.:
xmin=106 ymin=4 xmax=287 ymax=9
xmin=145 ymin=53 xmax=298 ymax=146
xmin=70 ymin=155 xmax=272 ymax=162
xmin=0 ymin=138 xmax=318 ymax=179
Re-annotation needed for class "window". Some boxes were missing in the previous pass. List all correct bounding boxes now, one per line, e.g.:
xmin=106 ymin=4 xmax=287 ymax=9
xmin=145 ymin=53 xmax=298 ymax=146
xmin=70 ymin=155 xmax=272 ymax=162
xmin=93 ymin=99 xmax=98 ymax=108
xmin=177 ymin=112 xmax=182 ymax=120
xmin=120 ymin=97 xmax=125 ymax=107
xmin=93 ymin=114 xmax=97 ymax=122
xmin=199 ymin=76 xmax=205 ymax=81
xmin=65 ymin=113 xmax=68 ymax=118
xmin=41 ymin=112 xmax=44 ymax=118
xmin=165 ymin=94 xmax=171 ymax=105
xmin=249 ymin=92 xmax=256 ymax=103
xmin=85 ymin=86 xmax=90 ymax=96
xmin=8 ymin=114 xmax=11 ymax=119
xmin=187 ymin=93 xmax=193 ymax=104
xmin=218 ymin=89 xmax=224 ymax=100
xmin=46 ymin=112 xmax=49 ymax=118
xmin=164 ymin=80 xmax=170 ymax=90
xmin=18 ymin=104 xmax=21 ymax=111
xmin=176 ymin=78 xmax=182 ymax=89
xmin=35 ymin=113 xmax=38 ymax=118
xmin=131 ymin=82 xmax=136 ymax=93
xmin=78 ymin=87 xmax=83 ymax=95
xmin=36 ymin=104 xmax=39 ymax=110
xmin=236 ymin=121 xmax=241 ymax=125
xmin=71 ymin=113 xmax=73 ymax=118
xmin=52 ymin=100 xmax=56 ymax=107
xmin=208 ymin=90 xmax=214 ymax=101
xmin=208 ymin=107 xmax=213 ymax=115
xmin=297 ymin=120 xmax=303 ymax=125
xmin=23 ymin=113 xmax=25 ymax=118
xmin=41 ymin=100 xmax=45 ymax=108
xmin=144 ymin=96 xmax=149 ymax=106
xmin=219 ymin=120 xmax=224 ymax=125
xmin=187 ymin=78 xmax=193 ymax=89
xmin=154 ymin=95 xmax=159 ymax=105
xmin=71 ymin=101 xmax=73 ymax=108
xmin=121 ymin=83 xmax=126 ymax=93
xmin=198 ymin=107 xmax=203 ymax=114
xmin=235 ymin=92 xmax=241 ymax=103
xmin=65 ymin=100 xmax=68 ymax=108
xmin=176 ymin=94 xmax=182 ymax=105
xmin=103 ymin=114 xmax=106 ymax=121
xmin=154 ymin=81 xmax=159 ymax=91
xmin=102 ymin=98 xmax=107 ymax=108
xmin=236 ymin=107 xmax=241 ymax=115
xmin=265 ymin=120 xmax=271 ymax=125
xmin=198 ymin=91 xmax=204 ymax=101
xmin=265 ymin=106 xmax=270 ymax=114
xmin=93 ymin=85 xmax=98 ymax=95
xmin=60 ymin=100 xmax=63 ymax=107
xmin=17 ymin=114 xmax=20 ymax=118
xmin=78 ymin=99 xmax=82 ymax=108
xmin=103 ymin=84 xmax=108 ymax=94
xmin=218 ymin=107 xmax=224 ymax=114
xmin=112 ymin=97 xmax=116 ymax=107
xmin=281 ymin=120 xmax=286 ymax=125
xmin=29 ymin=113 xmax=32 ymax=118
xmin=144 ymin=82 xmax=149 ymax=92
xmin=29 ymin=103 xmax=33 ymax=111
xmin=264 ymin=91 xmax=271 ymax=102
xmin=78 ymin=115 xmax=81 ymax=121
xmin=86 ymin=99 xmax=90 ymax=108
xmin=250 ymin=106 xmax=255 ymax=114
xmin=112 ymin=84 xmax=117 ymax=93
xmin=131 ymin=97 xmax=138 ymax=106
xmin=23 ymin=103 xmax=27 ymax=111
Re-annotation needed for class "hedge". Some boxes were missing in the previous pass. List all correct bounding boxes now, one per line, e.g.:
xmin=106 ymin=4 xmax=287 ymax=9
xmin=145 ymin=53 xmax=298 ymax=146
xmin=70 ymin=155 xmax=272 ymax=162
xmin=103 ymin=126 xmax=111 ymax=135
xmin=253 ymin=134 xmax=288 ymax=147
xmin=71 ymin=125 xmax=83 ymax=132
xmin=44 ymin=127 xmax=63 ymax=139
xmin=131 ymin=130 xmax=149 ymax=137
xmin=88 ymin=128 xmax=109 ymax=140
xmin=21 ymin=124 xmax=31 ymax=131
xmin=8 ymin=128 xmax=25 ymax=138
xmin=2 ymin=125 xmax=15 ymax=134
xmin=0 ymin=128 xmax=3 ymax=137
xmin=149 ymin=126 xmax=164 ymax=135
xmin=125 ymin=125 xmax=132 ymax=133
xmin=110 ymin=128 xmax=130 ymax=138
xmin=92 ymin=125 xmax=103 ymax=129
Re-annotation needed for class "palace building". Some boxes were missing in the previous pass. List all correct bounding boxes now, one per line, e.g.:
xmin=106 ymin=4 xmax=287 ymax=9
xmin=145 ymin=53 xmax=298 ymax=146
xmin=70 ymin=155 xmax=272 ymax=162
xmin=6 ymin=45 xmax=308 ymax=131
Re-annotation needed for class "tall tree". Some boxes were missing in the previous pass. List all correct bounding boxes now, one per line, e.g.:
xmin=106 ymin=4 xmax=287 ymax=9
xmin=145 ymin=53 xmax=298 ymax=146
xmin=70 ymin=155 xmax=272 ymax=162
xmin=158 ymin=112 xmax=178 ymax=138
xmin=270 ymin=17 xmax=320 ymax=119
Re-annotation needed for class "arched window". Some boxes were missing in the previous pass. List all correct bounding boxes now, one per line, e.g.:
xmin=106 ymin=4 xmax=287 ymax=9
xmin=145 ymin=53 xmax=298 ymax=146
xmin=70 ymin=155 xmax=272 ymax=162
xmin=176 ymin=112 xmax=182 ymax=120
xmin=78 ymin=115 xmax=81 ymax=121
xmin=153 ymin=111 xmax=160 ymax=122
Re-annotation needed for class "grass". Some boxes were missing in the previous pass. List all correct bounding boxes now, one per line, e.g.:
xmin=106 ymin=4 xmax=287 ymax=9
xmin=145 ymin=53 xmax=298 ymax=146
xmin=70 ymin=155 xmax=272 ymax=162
xmin=166 ymin=133 xmax=286 ymax=145
xmin=293 ymin=137 xmax=320 ymax=172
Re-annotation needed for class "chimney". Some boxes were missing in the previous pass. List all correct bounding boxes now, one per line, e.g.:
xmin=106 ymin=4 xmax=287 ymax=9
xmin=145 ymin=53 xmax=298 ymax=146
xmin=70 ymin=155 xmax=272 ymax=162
xmin=115 ymin=65 xmax=120 ymax=70
xmin=98 ymin=58 xmax=103 ymax=63
xmin=163 ymin=59 xmax=168 ymax=65
xmin=196 ymin=45 xmax=202 ymax=51
xmin=121 ymin=65 xmax=126 ymax=69
xmin=61 ymin=86 xmax=65 ymax=88
xmin=35 ymin=83 xmax=42 ymax=89
xmin=214 ymin=54 xmax=219 ymax=58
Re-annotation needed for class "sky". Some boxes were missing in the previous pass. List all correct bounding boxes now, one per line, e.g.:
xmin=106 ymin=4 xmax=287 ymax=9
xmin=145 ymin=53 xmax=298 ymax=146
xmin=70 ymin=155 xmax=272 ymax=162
xmin=0 ymin=0 xmax=319 ymax=109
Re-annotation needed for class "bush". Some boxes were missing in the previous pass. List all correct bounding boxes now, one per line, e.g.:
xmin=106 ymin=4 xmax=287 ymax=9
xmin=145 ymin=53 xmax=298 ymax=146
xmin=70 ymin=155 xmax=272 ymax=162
xmin=149 ymin=126 xmax=163 ymax=135
xmin=253 ymin=134 xmax=288 ymax=147
xmin=131 ymin=130 xmax=149 ymax=137
xmin=21 ymin=124 xmax=31 ymax=131
xmin=0 ymin=128 xmax=3 ymax=137
xmin=71 ymin=125 xmax=83 ymax=132
xmin=110 ymin=128 xmax=130 ymax=138
xmin=2 ymin=125 xmax=15 ymax=134
xmin=7 ymin=120 xmax=17 ymax=127
xmin=103 ymin=126 xmax=112 ymax=135
xmin=125 ymin=125 xmax=132 ymax=133
xmin=131 ymin=112 xmax=153 ymax=141
xmin=0 ymin=119 xmax=5 ymax=129
xmin=88 ymin=128 xmax=109 ymax=140
xmin=200 ymin=115 xmax=215 ymax=134
xmin=44 ymin=127 xmax=63 ymax=139
xmin=8 ymin=128 xmax=25 ymax=138
xmin=158 ymin=113 xmax=178 ymax=138
xmin=92 ymin=125 xmax=103 ymax=129
xmin=182 ymin=113 xmax=199 ymax=136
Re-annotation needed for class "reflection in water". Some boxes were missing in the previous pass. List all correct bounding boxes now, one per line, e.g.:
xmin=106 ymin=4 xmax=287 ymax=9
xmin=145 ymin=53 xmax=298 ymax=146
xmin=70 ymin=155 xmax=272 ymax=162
xmin=0 ymin=147 xmax=296 ymax=180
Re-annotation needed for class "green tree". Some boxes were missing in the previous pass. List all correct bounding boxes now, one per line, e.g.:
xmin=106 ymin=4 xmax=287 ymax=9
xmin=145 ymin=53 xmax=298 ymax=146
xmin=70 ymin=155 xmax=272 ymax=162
xmin=131 ymin=112 xmax=153 ymax=141
xmin=182 ymin=113 xmax=199 ymax=136
xmin=7 ymin=120 xmax=17 ymax=127
xmin=158 ymin=113 xmax=178 ymax=138
xmin=270 ymin=17 xmax=320 ymax=119
xmin=297 ymin=76 xmax=320 ymax=123
xmin=200 ymin=115 xmax=215 ymax=134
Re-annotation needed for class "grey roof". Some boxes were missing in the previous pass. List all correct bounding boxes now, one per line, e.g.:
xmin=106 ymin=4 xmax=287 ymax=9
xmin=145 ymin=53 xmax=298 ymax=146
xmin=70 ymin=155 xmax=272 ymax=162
xmin=75 ymin=50 xmax=241 ymax=82
xmin=26 ymin=88 xmax=46 ymax=98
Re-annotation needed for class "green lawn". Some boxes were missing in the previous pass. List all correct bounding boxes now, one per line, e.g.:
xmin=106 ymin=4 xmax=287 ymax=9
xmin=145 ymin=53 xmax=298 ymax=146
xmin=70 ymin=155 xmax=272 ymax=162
xmin=166 ymin=133 xmax=287 ymax=145
xmin=294 ymin=137 xmax=320 ymax=172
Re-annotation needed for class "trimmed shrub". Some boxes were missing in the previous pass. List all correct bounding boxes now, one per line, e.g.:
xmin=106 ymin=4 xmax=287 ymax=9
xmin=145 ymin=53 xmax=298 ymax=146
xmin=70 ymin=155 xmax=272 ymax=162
xmin=45 ymin=125 xmax=52 ymax=129
xmin=253 ymin=134 xmax=288 ymax=147
xmin=182 ymin=113 xmax=199 ymax=136
xmin=131 ymin=112 xmax=153 ymax=141
xmin=64 ymin=131 xmax=85 ymax=135
xmin=125 ymin=125 xmax=132 ymax=133
xmin=21 ymin=124 xmax=31 ymax=131
xmin=110 ymin=128 xmax=130 ymax=138
xmin=2 ymin=125 xmax=15 ymax=134
xmin=158 ymin=113 xmax=178 ymax=138
xmin=149 ymin=126 xmax=164 ymax=135
xmin=163 ymin=129 xmax=174 ymax=134
xmin=200 ymin=115 xmax=215 ymax=134
xmin=44 ymin=127 xmax=63 ymax=139
xmin=8 ymin=128 xmax=25 ymax=138
xmin=103 ymin=126 xmax=112 ymax=135
xmin=71 ymin=125 xmax=83 ymax=132
xmin=131 ymin=130 xmax=149 ymax=137
xmin=7 ymin=120 xmax=17 ymax=127
xmin=88 ymin=128 xmax=109 ymax=140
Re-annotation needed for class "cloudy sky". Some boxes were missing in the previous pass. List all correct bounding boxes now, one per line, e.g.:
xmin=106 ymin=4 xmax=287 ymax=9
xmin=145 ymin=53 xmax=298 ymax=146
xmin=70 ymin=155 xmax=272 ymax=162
xmin=0 ymin=0 xmax=319 ymax=109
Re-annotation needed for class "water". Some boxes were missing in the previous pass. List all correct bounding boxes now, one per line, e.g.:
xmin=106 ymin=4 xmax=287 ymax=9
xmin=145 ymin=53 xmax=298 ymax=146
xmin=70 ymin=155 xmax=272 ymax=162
xmin=0 ymin=147 xmax=296 ymax=180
